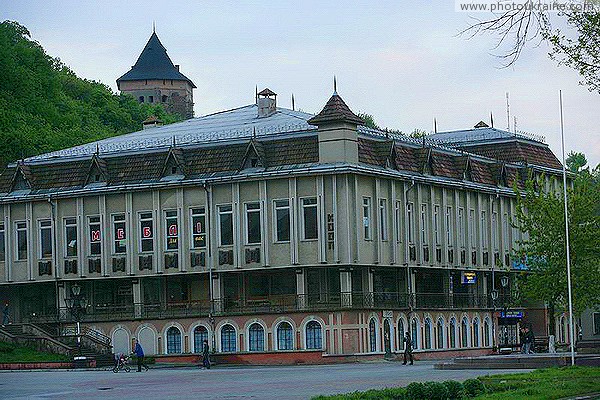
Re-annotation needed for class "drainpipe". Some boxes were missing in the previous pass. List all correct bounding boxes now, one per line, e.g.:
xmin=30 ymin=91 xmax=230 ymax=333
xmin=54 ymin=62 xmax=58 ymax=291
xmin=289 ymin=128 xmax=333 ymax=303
xmin=202 ymin=182 xmax=216 ymax=353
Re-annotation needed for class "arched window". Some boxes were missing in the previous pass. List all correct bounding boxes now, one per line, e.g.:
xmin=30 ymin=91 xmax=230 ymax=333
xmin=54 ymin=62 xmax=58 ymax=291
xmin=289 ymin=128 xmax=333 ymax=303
xmin=306 ymin=321 xmax=322 ymax=349
xmin=411 ymin=318 xmax=419 ymax=350
xmin=277 ymin=322 xmax=293 ymax=350
xmin=221 ymin=324 xmax=236 ymax=352
xmin=424 ymin=318 xmax=432 ymax=349
xmin=483 ymin=319 xmax=490 ymax=347
xmin=437 ymin=318 xmax=444 ymax=349
xmin=162 ymin=95 xmax=168 ymax=103
xmin=449 ymin=318 xmax=457 ymax=348
xmin=193 ymin=325 xmax=208 ymax=353
xmin=369 ymin=319 xmax=377 ymax=352
xmin=398 ymin=319 xmax=405 ymax=351
xmin=461 ymin=317 xmax=469 ymax=348
xmin=166 ymin=326 xmax=182 ymax=354
xmin=473 ymin=318 xmax=480 ymax=347
xmin=138 ymin=96 xmax=144 ymax=103
xmin=248 ymin=323 xmax=264 ymax=352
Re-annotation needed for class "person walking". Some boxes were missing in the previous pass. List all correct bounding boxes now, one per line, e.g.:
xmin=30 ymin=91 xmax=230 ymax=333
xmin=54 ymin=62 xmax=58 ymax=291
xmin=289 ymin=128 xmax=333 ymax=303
xmin=522 ymin=326 xmax=533 ymax=355
xmin=402 ymin=332 xmax=413 ymax=365
xmin=525 ymin=326 xmax=535 ymax=354
xmin=202 ymin=339 xmax=211 ymax=369
xmin=134 ymin=338 xmax=149 ymax=372
xmin=2 ymin=302 xmax=9 ymax=326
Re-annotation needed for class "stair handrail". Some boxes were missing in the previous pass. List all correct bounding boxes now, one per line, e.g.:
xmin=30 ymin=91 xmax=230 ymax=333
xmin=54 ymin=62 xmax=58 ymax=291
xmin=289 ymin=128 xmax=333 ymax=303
xmin=81 ymin=326 xmax=112 ymax=346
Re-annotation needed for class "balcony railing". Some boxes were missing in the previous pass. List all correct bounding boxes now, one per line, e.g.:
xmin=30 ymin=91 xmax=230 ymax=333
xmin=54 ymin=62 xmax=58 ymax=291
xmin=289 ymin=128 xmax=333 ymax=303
xmin=19 ymin=291 xmax=497 ymax=323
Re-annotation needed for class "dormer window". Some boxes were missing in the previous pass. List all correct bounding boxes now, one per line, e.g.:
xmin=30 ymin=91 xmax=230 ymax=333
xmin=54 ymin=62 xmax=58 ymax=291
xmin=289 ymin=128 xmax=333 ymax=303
xmin=171 ymin=166 xmax=178 ymax=175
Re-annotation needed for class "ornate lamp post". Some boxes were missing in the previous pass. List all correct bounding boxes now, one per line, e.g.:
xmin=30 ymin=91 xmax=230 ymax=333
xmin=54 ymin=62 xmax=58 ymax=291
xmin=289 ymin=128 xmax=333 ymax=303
xmin=499 ymin=275 xmax=509 ymax=348
xmin=65 ymin=283 xmax=87 ymax=354
xmin=490 ymin=288 xmax=499 ymax=351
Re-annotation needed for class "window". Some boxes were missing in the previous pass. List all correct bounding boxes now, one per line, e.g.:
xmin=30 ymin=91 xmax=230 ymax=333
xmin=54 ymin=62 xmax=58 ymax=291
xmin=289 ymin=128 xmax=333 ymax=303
xmin=277 ymin=322 xmax=294 ymax=350
xmin=0 ymin=223 xmax=4 ymax=262
xmin=450 ymin=318 xmax=457 ymax=348
xmin=165 ymin=210 xmax=178 ymax=250
xmin=221 ymin=324 xmax=236 ymax=352
xmin=407 ymin=202 xmax=415 ymax=243
xmin=593 ymin=313 xmax=600 ymax=335
xmin=39 ymin=220 xmax=52 ymax=259
xmin=484 ymin=319 xmax=491 ymax=346
xmin=458 ymin=208 xmax=465 ymax=248
xmin=139 ymin=212 xmax=154 ymax=252
xmin=411 ymin=318 xmax=419 ymax=350
xmin=473 ymin=318 xmax=480 ymax=347
xmin=301 ymin=198 xmax=317 ymax=240
xmin=446 ymin=206 xmax=453 ymax=246
xmin=274 ymin=200 xmax=290 ymax=242
xmin=193 ymin=325 xmax=208 ymax=353
xmin=492 ymin=212 xmax=499 ymax=251
xmin=362 ymin=197 xmax=372 ymax=240
xmin=369 ymin=319 xmax=377 ymax=352
xmin=420 ymin=204 xmax=428 ymax=244
xmin=437 ymin=319 xmax=444 ymax=349
xmin=161 ymin=95 xmax=168 ymax=102
xmin=148 ymin=95 xmax=154 ymax=103
xmin=166 ymin=326 xmax=182 ymax=354
xmin=469 ymin=209 xmax=476 ymax=248
xmin=398 ymin=319 xmax=405 ymax=350
xmin=191 ymin=208 xmax=206 ymax=248
xmin=306 ymin=321 xmax=322 ymax=349
xmin=461 ymin=318 xmax=469 ymax=347
xmin=248 ymin=323 xmax=264 ymax=352
xmin=88 ymin=216 xmax=101 ymax=256
xmin=424 ymin=318 xmax=432 ymax=349
xmin=433 ymin=205 xmax=440 ymax=245
xmin=138 ymin=96 xmax=144 ymax=103
xmin=64 ymin=218 xmax=77 ymax=257
xmin=15 ymin=221 xmax=27 ymax=260
xmin=503 ymin=213 xmax=510 ymax=248
xmin=112 ymin=214 xmax=126 ymax=254
xmin=394 ymin=201 xmax=402 ymax=243
xmin=481 ymin=211 xmax=488 ymax=249
xmin=379 ymin=199 xmax=388 ymax=241
xmin=218 ymin=205 xmax=233 ymax=246
xmin=245 ymin=203 xmax=261 ymax=244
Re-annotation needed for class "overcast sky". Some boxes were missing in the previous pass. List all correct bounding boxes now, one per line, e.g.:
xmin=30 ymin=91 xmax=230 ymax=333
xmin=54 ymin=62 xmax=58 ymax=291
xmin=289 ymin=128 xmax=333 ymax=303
xmin=3 ymin=1 xmax=599 ymax=167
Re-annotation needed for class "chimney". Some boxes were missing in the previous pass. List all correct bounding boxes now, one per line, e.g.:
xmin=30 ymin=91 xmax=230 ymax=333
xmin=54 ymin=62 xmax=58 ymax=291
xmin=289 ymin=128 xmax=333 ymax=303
xmin=257 ymin=88 xmax=277 ymax=118
xmin=175 ymin=65 xmax=180 ymax=71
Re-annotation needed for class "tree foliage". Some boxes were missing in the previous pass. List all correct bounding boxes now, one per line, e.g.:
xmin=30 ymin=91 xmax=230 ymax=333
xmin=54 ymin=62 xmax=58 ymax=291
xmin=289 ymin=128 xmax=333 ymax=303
xmin=514 ymin=165 xmax=600 ymax=325
xmin=462 ymin=6 xmax=600 ymax=93
xmin=0 ymin=20 xmax=181 ymax=166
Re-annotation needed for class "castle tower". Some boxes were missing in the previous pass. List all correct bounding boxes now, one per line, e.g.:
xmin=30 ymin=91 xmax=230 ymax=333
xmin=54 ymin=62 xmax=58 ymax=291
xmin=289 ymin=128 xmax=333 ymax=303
xmin=117 ymin=31 xmax=196 ymax=119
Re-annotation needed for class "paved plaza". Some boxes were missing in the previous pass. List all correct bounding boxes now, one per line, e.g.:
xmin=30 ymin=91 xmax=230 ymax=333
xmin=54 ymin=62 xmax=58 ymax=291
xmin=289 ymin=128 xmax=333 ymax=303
xmin=0 ymin=361 xmax=531 ymax=399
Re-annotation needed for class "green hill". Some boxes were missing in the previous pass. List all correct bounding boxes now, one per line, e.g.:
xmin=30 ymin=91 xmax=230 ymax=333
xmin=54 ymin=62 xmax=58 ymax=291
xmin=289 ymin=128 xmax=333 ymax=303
xmin=0 ymin=20 xmax=181 ymax=166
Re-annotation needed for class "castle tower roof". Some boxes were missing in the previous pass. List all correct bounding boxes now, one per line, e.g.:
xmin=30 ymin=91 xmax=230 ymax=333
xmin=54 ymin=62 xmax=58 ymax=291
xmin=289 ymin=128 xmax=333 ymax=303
xmin=307 ymin=93 xmax=364 ymax=126
xmin=117 ymin=32 xmax=196 ymax=88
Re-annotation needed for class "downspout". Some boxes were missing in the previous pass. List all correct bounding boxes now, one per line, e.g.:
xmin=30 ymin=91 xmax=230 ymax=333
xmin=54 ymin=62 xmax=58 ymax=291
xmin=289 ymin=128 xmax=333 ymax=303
xmin=48 ymin=195 xmax=60 ymax=324
xmin=202 ymin=182 xmax=216 ymax=353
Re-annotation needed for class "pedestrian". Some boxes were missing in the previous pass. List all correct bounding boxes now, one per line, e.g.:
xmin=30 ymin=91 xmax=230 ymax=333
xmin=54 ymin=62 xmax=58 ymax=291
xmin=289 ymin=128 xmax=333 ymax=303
xmin=134 ymin=338 xmax=149 ymax=372
xmin=2 ymin=302 xmax=9 ymax=326
xmin=402 ymin=332 xmax=413 ymax=365
xmin=522 ymin=326 xmax=533 ymax=355
xmin=202 ymin=339 xmax=211 ymax=369
xmin=526 ymin=326 xmax=535 ymax=354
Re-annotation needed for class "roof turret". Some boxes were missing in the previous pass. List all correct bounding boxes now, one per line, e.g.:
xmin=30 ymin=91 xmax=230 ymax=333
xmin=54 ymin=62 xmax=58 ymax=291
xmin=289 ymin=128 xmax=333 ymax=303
xmin=308 ymin=93 xmax=364 ymax=126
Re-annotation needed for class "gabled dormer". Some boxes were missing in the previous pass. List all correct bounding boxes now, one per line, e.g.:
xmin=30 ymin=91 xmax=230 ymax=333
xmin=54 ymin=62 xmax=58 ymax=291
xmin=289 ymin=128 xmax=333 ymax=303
xmin=456 ymin=155 xmax=473 ymax=181
xmin=497 ymin=163 xmax=508 ymax=187
xmin=419 ymin=148 xmax=434 ymax=175
xmin=85 ymin=153 xmax=108 ymax=186
xmin=383 ymin=140 xmax=398 ymax=170
xmin=240 ymin=139 xmax=265 ymax=170
xmin=10 ymin=162 xmax=32 ymax=192
xmin=161 ymin=146 xmax=186 ymax=179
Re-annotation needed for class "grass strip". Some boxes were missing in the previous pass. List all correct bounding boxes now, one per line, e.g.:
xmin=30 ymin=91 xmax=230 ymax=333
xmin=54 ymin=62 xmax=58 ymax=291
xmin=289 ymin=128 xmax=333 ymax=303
xmin=0 ymin=341 xmax=70 ymax=363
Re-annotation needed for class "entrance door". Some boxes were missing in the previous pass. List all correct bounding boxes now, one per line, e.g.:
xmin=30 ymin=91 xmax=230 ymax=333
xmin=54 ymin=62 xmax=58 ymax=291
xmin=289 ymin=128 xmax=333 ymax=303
xmin=384 ymin=319 xmax=392 ymax=356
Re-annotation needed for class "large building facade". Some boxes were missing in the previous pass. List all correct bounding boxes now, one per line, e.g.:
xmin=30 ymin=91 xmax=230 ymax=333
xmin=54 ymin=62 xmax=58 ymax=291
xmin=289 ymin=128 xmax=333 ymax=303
xmin=0 ymin=88 xmax=565 ymax=362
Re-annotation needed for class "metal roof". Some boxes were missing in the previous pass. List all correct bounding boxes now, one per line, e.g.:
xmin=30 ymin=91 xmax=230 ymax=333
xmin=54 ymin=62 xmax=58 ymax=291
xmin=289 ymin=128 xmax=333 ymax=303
xmin=427 ymin=127 xmax=545 ymax=145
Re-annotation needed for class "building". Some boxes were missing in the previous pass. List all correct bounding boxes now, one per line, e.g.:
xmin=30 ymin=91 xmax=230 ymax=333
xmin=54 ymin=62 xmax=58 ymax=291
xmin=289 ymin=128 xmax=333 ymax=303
xmin=117 ymin=31 xmax=195 ymax=119
xmin=0 ymin=86 xmax=565 ymax=363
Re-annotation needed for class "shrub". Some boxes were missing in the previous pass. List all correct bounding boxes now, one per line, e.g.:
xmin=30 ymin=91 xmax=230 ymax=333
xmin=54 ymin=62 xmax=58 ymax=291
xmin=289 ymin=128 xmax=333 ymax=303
xmin=405 ymin=382 xmax=426 ymax=399
xmin=462 ymin=379 xmax=485 ymax=397
xmin=424 ymin=382 xmax=449 ymax=400
xmin=442 ymin=380 xmax=464 ymax=399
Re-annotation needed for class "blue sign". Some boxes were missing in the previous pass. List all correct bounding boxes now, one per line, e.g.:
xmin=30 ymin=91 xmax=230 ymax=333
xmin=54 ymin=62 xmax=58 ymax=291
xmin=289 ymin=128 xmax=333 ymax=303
xmin=500 ymin=310 xmax=523 ymax=318
xmin=461 ymin=271 xmax=477 ymax=284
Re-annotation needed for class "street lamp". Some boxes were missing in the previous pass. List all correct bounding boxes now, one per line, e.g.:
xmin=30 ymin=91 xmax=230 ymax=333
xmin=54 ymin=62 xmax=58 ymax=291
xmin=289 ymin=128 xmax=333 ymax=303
xmin=65 ymin=283 xmax=87 ymax=354
xmin=491 ymin=289 xmax=499 ymax=351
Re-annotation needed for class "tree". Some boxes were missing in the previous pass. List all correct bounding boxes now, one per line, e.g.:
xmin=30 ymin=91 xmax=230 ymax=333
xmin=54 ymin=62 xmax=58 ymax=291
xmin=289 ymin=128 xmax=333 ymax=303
xmin=566 ymin=151 xmax=588 ymax=173
xmin=357 ymin=113 xmax=380 ymax=130
xmin=514 ymin=165 xmax=600 ymax=334
xmin=462 ymin=5 xmax=600 ymax=93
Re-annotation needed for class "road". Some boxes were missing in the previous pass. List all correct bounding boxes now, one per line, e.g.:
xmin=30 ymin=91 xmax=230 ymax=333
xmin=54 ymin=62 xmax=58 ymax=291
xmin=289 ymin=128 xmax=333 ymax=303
xmin=0 ymin=361 xmax=530 ymax=399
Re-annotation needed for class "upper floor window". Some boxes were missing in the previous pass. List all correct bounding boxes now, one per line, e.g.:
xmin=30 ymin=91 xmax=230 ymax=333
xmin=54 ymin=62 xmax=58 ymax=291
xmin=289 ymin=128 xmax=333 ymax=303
xmin=458 ymin=208 xmax=465 ymax=248
xmin=88 ymin=216 xmax=101 ymax=256
xmin=245 ymin=202 xmax=261 ymax=245
xmin=420 ymin=204 xmax=428 ymax=244
xmin=379 ymin=199 xmax=388 ymax=241
xmin=165 ymin=210 xmax=178 ymax=251
xmin=433 ymin=205 xmax=441 ymax=246
xmin=191 ymin=208 xmax=206 ymax=249
xmin=218 ymin=205 xmax=233 ymax=246
xmin=469 ymin=209 xmax=476 ymax=248
xmin=301 ymin=198 xmax=317 ymax=240
xmin=139 ymin=212 xmax=154 ymax=252
xmin=112 ymin=214 xmax=126 ymax=254
xmin=39 ymin=220 xmax=52 ymax=259
xmin=138 ymin=96 xmax=144 ymax=103
xmin=446 ymin=206 xmax=453 ymax=246
xmin=481 ymin=210 xmax=488 ymax=249
xmin=0 ymin=223 xmax=5 ymax=262
xmin=503 ymin=212 xmax=510 ymax=248
xmin=492 ymin=212 xmax=499 ymax=251
xmin=407 ymin=202 xmax=415 ymax=244
xmin=15 ymin=221 xmax=27 ymax=261
xmin=274 ymin=199 xmax=290 ymax=242
xmin=64 ymin=218 xmax=77 ymax=257
xmin=394 ymin=201 xmax=402 ymax=243
xmin=362 ymin=197 xmax=372 ymax=240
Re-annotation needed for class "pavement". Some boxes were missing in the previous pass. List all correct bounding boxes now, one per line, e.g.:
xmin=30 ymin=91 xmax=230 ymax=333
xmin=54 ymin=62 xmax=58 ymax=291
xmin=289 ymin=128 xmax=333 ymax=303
xmin=0 ymin=360 xmax=532 ymax=400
